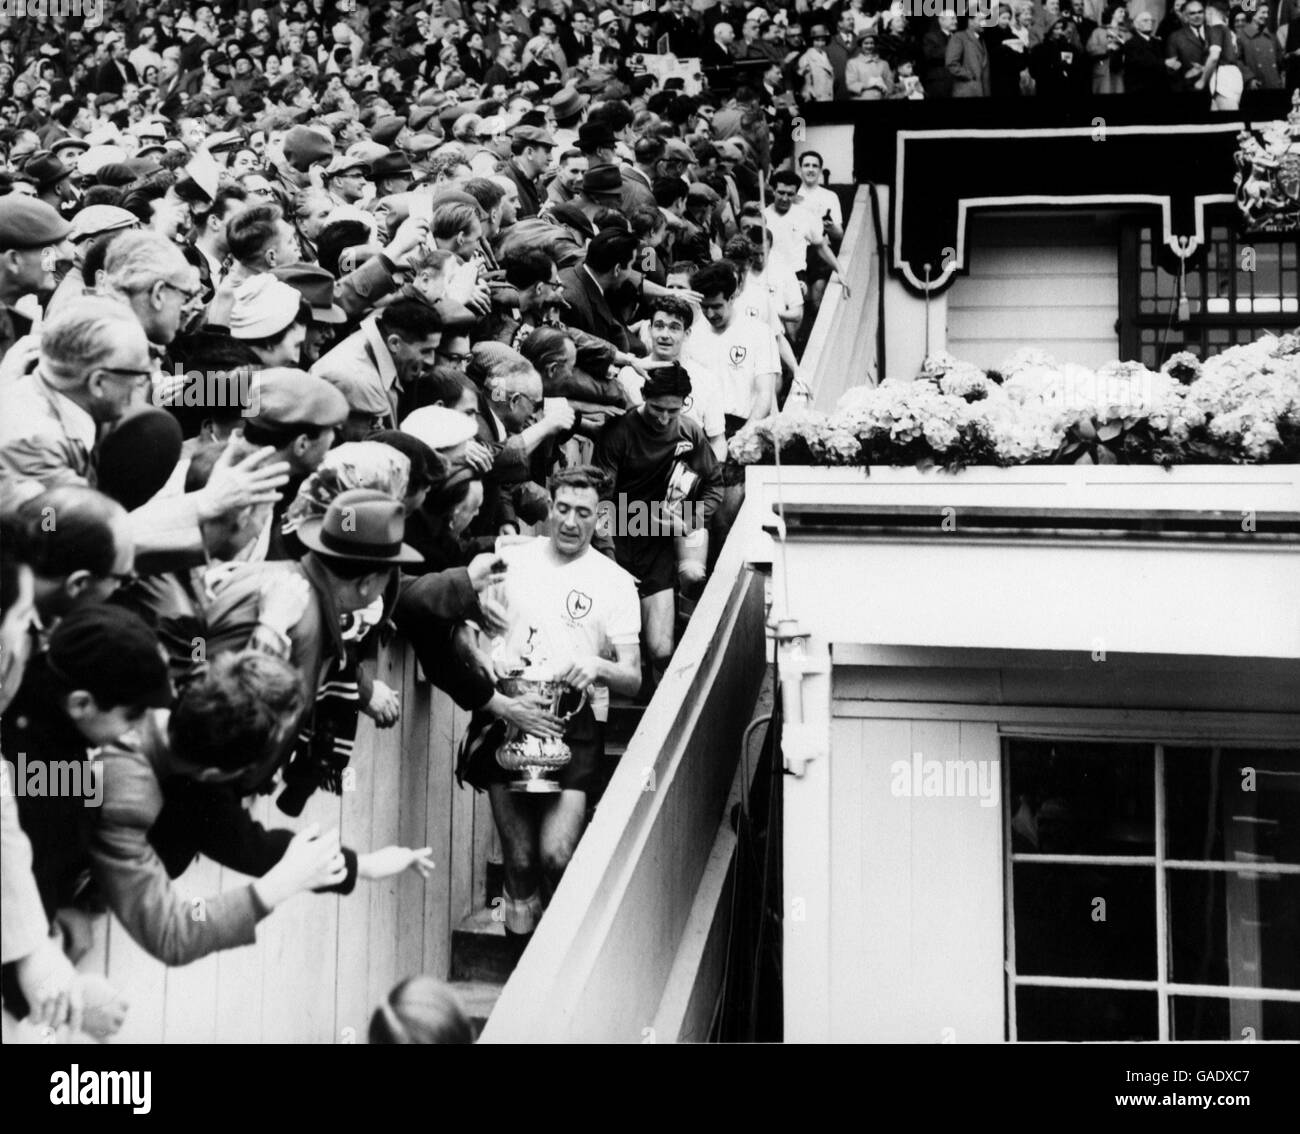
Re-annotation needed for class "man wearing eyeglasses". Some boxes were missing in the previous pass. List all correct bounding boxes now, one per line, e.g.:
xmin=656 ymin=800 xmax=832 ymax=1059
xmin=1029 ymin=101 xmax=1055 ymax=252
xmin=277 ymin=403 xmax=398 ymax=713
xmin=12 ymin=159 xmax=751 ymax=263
xmin=100 ymin=231 xmax=204 ymax=366
xmin=0 ymin=298 xmax=153 ymax=490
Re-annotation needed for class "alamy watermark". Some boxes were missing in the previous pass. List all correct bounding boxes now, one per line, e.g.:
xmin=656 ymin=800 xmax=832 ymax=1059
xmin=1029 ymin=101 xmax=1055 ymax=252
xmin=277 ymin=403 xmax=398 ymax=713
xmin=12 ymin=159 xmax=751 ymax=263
xmin=0 ymin=0 xmax=104 ymax=27
xmin=1 ymin=753 xmax=103 ymax=807
xmin=891 ymin=751 xmax=999 ymax=808
xmin=900 ymin=0 xmax=1002 ymax=24
xmin=152 ymin=365 xmax=260 ymax=417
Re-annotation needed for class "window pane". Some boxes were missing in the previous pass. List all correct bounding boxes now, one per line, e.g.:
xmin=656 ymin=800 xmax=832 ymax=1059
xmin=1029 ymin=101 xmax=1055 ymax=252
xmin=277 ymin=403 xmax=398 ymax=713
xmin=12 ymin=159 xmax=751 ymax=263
xmin=1017 ymin=987 xmax=1157 ymax=1041
xmin=1014 ymin=864 xmax=1156 ymax=979
xmin=1007 ymin=740 xmax=1155 ymax=856
xmin=1168 ymin=869 xmax=1300 ymax=991
xmin=1170 ymin=996 xmax=1300 ymax=1042
xmin=1166 ymin=748 xmax=1300 ymax=865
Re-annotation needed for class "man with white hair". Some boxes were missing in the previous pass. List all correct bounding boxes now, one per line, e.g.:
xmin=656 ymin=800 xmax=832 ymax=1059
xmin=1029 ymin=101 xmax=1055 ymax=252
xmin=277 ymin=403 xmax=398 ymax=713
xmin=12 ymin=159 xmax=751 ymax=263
xmin=0 ymin=300 xmax=292 ymax=556
xmin=0 ymin=298 xmax=152 ymax=488
xmin=100 ymin=230 xmax=203 ymax=355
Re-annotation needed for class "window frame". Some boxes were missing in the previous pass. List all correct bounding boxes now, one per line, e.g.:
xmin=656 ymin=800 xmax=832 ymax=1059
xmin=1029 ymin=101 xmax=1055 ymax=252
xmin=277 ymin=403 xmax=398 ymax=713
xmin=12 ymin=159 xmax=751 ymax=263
xmin=1002 ymin=736 xmax=1300 ymax=1043
xmin=1118 ymin=209 xmax=1300 ymax=369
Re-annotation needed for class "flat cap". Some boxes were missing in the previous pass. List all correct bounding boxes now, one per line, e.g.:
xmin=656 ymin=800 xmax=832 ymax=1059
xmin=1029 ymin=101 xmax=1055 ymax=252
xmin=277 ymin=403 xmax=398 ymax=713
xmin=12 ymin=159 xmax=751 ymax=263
xmin=325 ymin=153 xmax=369 ymax=177
xmin=271 ymin=263 xmax=347 ymax=325
xmin=0 ymin=195 xmax=71 ymax=250
xmin=663 ymin=139 xmax=696 ymax=164
xmin=247 ymin=368 xmax=349 ymax=431
xmin=405 ymin=133 xmax=442 ymax=156
xmin=68 ymin=204 xmax=138 ymax=243
xmin=510 ymin=124 xmax=556 ymax=148
xmin=401 ymin=406 xmax=478 ymax=452
xmin=371 ymin=116 xmax=407 ymax=147
xmin=282 ymin=124 xmax=335 ymax=169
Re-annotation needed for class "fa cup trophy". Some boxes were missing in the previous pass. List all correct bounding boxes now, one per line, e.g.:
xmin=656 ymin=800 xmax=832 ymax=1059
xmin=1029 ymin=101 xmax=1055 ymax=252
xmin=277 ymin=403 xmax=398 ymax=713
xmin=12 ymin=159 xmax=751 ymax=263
xmin=493 ymin=638 xmax=588 ymax=793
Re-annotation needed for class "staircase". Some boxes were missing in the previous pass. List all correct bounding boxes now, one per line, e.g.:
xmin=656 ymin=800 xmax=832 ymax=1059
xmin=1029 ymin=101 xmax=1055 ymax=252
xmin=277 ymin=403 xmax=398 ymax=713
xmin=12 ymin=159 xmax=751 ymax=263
xmin=444 ymin=692 xmax=649 ymax=1037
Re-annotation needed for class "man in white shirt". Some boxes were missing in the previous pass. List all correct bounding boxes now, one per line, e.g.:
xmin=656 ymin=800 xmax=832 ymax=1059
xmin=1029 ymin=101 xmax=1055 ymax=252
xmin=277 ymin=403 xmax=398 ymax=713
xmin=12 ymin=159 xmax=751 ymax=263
xmin=460 ymin=468 xmax=642 ymax=944
xmin=795 ymin=151 xmax=844 ymax=242
xmin=685 ymin=261 xmax=781 ymax=541
xmin=764 ymin=168 xmax=849 ymax=304
xmin=684 ymin=261 xmax=781 ymax=439
xmin=622 ymin=295 xmax=727 ymax=460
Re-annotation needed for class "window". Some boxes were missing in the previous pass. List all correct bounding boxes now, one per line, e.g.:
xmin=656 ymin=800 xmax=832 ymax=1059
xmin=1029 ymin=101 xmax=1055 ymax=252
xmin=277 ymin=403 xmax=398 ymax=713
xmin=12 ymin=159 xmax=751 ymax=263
xmin=1004 ymin=739 xmax=1300 ymax=1041
xmin=1119 ymin=212 xmax=1300 ymax=370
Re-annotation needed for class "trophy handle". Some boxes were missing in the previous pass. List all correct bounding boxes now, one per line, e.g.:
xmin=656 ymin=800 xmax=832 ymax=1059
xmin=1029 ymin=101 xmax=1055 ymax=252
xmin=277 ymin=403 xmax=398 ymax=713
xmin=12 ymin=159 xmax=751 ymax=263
xmin=558 ymin=685 xmax=590 ymax=725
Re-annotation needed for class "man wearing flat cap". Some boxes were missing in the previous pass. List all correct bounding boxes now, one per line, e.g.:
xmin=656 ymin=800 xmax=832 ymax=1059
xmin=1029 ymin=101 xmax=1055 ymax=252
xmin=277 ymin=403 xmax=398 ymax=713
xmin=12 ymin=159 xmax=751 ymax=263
xmin=501 ymin=125 xmax=556 ymax=220
xmin=231 ymin=366 xmax=349 ymax=559
xmin=271 ymin=264 xmax=349 ymax=367
xmin=0 ymin=195 xmax=70 ymax=365
xmin=324 ymin=155 xmax=371 ymax=207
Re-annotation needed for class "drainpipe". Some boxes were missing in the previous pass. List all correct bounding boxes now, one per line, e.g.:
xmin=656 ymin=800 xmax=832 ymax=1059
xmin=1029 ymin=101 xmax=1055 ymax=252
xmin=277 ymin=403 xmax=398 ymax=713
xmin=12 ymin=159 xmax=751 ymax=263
xmin=774 ymin=618 xmax=826 ymax=778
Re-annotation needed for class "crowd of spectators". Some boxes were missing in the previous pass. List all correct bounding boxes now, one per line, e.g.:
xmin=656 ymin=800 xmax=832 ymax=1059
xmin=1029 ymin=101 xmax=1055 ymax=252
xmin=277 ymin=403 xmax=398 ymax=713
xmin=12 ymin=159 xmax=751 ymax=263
xmin=0 ymin=0 xmax=866 ymax=1044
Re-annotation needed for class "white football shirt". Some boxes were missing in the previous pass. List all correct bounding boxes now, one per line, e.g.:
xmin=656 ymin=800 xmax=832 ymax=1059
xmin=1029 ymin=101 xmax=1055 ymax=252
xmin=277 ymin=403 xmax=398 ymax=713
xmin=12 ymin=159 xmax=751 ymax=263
xmin=684 ymin=311 xmax=781 ymax=419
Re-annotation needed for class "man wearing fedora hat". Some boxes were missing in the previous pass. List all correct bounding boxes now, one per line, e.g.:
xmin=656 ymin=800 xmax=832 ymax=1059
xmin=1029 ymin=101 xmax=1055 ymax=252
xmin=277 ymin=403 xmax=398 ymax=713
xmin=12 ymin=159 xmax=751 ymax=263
xmin=199 ymin=488 xmax=424 ymax=815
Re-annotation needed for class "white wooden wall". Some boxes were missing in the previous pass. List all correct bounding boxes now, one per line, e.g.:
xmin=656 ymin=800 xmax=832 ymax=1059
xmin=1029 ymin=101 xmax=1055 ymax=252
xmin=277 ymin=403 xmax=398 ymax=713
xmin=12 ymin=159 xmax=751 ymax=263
xmin=945 ymin=214 xmax=1121 ymax=370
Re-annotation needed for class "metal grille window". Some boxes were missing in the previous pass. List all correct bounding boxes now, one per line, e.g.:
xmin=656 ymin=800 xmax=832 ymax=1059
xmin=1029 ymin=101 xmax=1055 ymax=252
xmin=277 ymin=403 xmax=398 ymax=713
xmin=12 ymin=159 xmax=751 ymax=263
xmin=1119 ymin=217 xmax=1300 ymax=370
xmin=1003 ymin=739 xmax=1300 ymax=1042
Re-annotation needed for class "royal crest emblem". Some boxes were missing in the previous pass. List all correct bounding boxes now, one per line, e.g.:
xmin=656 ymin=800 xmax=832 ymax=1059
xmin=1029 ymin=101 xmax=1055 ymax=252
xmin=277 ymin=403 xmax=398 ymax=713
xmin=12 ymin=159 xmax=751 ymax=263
xmin=1234 ymin=92 xmax=1300 ymax=233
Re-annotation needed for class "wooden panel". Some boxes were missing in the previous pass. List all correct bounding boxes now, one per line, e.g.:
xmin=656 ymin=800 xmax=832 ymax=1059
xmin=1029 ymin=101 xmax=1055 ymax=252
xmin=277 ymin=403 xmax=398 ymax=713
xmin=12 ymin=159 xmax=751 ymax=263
xmin=831 ymin=718 xmax=910 ymax=1042
xmin=822 ymin=716 xmax=1004 ymax=1042
xmin=946 ymin=228 xmax=1119 ymax=368
xmin=84 ymin=642 xmax=475 ymax=1046
xmin=258 ymin=789 xmax=341 ymax=1044
xmin=159 ymin=855 xmax=222 ymax=1044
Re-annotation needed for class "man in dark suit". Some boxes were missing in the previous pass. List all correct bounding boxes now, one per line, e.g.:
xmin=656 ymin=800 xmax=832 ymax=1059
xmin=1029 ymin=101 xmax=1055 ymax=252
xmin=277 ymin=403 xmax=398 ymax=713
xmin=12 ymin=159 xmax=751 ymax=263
xmin=921 ymin=11 xmax=959 ymax=99
xmin=557 ymin=229 xmax=640 ymax=356
xmin=1123 ymin=11 xmax=1171 ymax=96
xmin=1165 ymin=0 xmax=1231 ymax=100
xmin=95 ymin=35 xmax=139 ymax=95
xmin=946 ymin=19 xmax=992 ymax=98
xmin=826 ymin=9 xmax=858 ymax=99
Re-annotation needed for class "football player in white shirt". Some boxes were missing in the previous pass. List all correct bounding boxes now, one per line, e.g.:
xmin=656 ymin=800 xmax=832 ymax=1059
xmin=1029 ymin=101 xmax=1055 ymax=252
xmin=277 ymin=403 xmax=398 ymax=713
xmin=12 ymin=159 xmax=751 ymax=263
xmin=795 ymin=151 xmax=844 ymax=243
xmin=795 ymin=151 xmax=846 ymax=311
xmin=764 ymin=169 xmax=850 ymax=305
xmin=684 ymin=261 xmax=781 ymax=436
xmin=685 ymin=261 xmax=782 ymax=539
xmin=461 ymin=468 xmax=643 ymax=942
xmin=728 ymin=230 xmax=813 ymax=405
xmin=622 ymin=295 xmax=728 ymax=461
